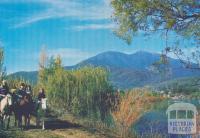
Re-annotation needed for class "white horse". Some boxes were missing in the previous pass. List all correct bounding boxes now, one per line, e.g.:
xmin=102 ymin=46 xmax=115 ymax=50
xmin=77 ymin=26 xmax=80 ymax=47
xmin=36 ymin=98 xmax=47 ymax=130
xmin=0 ymin=94 xmax=12 ymax=129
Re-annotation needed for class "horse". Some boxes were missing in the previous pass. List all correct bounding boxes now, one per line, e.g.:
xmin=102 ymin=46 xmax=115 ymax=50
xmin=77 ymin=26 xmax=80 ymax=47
xmin=12 ymin=94 xmax=33 ymax=129
xmin=12 ymin=93 xmax=46 ymax=130
xmin=0 ymin=94 xmax=12 ymax=129
xmin=37 ymin=98 xmax=47 ymax=130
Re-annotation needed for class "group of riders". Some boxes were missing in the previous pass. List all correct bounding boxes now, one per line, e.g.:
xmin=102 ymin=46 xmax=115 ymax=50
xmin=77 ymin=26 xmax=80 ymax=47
xmin=0 ymin=80 xmax=46 ymax=104
xmin=0 ymin=80 xmax=46 ymax=129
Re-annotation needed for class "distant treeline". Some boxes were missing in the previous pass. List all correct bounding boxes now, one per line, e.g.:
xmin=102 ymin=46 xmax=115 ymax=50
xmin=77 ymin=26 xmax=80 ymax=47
xmin=156 ymin=77 xmax=200 ymax=95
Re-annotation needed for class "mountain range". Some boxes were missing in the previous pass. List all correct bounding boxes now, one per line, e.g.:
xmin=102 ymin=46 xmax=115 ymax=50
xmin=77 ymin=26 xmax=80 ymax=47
xmin=8 ymin=51 xmax=200 ymax=89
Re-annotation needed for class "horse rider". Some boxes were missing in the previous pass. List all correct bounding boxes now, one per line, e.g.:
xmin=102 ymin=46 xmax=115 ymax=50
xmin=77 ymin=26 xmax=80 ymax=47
xmin=26 ymin=85 xmax=32 ymax=96
xmin=2 ymin=80 xmax=9 ymax=94
xmin=37 ymin=88 xmax=46 ymax=103
xmin=16 ymin=83 xmax=27 ymax=99
xmin=0 ymin=80 xmax=10 ymax=101
xmin=36 ymin=88 xmax=46 ymax=127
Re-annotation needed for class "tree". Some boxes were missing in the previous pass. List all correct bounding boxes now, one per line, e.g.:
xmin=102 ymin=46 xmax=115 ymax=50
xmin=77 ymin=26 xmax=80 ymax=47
xmin=112 ymin=88 xmax=163 ymax=138
xmin=39 ymin=46 xmax=48 ymax=69
xmin=38 ymin=53 xmax=113 ymax=120
xmin=112 ymin=0 xmax=200 ymax=42
xmin=111 ymin=0 xmax=200 ymax=69
xmin=0 ymin=48 xmax=6 ymax=81
xmin=38 ymin=47 xmax=48 ymax=87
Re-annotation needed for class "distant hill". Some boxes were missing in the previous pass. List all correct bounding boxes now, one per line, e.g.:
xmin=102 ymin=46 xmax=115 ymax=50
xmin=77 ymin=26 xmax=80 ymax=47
xmin=73 ymin=51 xmax=160 ymax=70
xmin=8 ymin=71 xmax=38 ymax=85
xmin=8 ymin=51 xmax=200 ymax=89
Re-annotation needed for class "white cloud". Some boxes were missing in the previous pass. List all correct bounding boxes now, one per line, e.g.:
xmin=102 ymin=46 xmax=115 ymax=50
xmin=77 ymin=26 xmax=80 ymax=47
xmin=13 ymin=11 xmax=53 ymax=28
xmin=11 ymin=0 xmax=113 ymax=28
xmin=71 ymin=23 xmax=116 ymax=31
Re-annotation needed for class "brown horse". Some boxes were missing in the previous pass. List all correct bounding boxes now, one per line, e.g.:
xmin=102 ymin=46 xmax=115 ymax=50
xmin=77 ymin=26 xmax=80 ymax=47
xmin=13 ymin=94 xmax=33 ymax=129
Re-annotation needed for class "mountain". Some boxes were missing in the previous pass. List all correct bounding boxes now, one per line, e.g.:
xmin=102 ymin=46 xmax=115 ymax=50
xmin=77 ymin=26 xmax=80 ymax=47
xmin=8 ymin=51 xmax=200 ymax=89
xmin=8 ymin=71 xmax=38 ymax=84
xmin=74 ymin=51 xmax=160 ymax=70
xmin=74 ymin=51 xmax=198 ymax=77
xmin=7 ymin=71 xmax=38 ymax=85
xmin=67 ymin=51 xmax=200 ymax=88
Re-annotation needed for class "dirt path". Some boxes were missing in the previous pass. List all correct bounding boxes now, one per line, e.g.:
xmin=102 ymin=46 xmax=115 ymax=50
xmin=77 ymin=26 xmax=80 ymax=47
xmin=5 ymin=117 xmax=113 ymax=138
xmin=25 ymin=119 xmax=106 ymax=138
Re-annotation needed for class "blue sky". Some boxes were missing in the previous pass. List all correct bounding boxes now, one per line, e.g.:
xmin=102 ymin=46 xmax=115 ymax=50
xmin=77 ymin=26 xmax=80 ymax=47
xmin=0 ymin=0 xmax=192 ymax=73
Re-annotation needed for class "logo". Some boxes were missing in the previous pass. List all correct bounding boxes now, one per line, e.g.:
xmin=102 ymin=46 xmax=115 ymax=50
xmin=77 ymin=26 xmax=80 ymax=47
xmin=166 ymin=102 xmax=197 ymax=134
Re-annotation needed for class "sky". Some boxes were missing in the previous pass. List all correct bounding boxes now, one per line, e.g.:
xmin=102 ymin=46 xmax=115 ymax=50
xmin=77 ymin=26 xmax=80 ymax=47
xmin=0 ymin=0 xmax=193 ymax=73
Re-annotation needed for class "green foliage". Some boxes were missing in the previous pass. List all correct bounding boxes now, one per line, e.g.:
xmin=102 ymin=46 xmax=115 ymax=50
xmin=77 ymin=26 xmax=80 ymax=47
xmin=157 ymin=77 xmax=200 ymax=95
xmin=38 ymin=56 xmax=113 ymax=121
xmin=111 ymin=0 xmax=200 ymax=43
xmin=7 ymin=77 xmax=31 ymax=88
xmin=0 ymin=48 xmax=6 ymax=80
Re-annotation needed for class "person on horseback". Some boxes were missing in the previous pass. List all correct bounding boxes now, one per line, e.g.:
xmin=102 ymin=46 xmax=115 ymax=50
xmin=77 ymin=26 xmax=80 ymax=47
xmin=13 ymin=83 xmax=33 ymax=129
xmin=36 ymin=88 xmax=46 ymax=128
xmin=2 ymin=80 xmax=9 ymax=95
xmin=26 ymin=85 xmax=33 ymax=102
xmin=26 ymin=85 xmax=32 ymax=96
xmin=16 ymin=83 xmax=26 ymax=99
xmin=37 ymin=88 xmax=46 ymax=102
xmin=0 ymin=80 xmax=10 ymax=101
